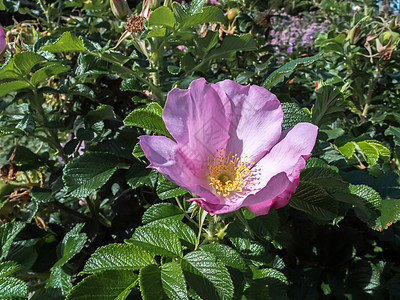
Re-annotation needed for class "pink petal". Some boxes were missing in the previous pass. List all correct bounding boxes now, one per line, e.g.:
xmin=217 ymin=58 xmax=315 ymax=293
xmin=241 ymin=122 xmax=318 ymax=215
xmin=216 ymin=80 xmax=283 ymax=163
xmin=163 ymin=78 xmax=232 ymax=170
xmin=139 ymin=135 xmax=221 ymax=202
xmin=0 ymin=25 xmax=6 ymax=53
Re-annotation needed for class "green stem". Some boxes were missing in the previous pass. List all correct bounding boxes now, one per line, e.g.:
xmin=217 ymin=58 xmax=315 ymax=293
xmin=235 ymin=209 xmax=255 ymax=239
xmin=175 ymin=197 xmax=199 ymax=227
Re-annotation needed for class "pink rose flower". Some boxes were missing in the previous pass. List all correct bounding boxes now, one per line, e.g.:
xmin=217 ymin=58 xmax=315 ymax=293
xmin=139 ymin=78 xmax=318 ymax=215
xmin=0 ymin=25 xmax=6 ymax=54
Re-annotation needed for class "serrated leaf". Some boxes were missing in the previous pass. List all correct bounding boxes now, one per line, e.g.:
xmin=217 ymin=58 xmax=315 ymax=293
xmin=46 ymin=266 xmax=72 ymax=297
xmin=181 ymin=251 xmax=234 ymax=300
xmin=40 ymin=32 xmax=87 ymax=53
xmin=63 ymin=152 xmax=123 ymax=197
xmin=30 ymin=187 xmax=52 ymax=203
xmin=385 ymin=126 xmax=400 ymax=145
xmin=0 ymin=51 xmax=46 ymax=80
xmin=0 ymin=276 xmax=28 ymax=298
xmin=357 ymin=141 xmax=379 ymax=165
xmin=312 ymin=86 xmax=344 ymax=127
xmin=66 ymin=270 xmax=138 ymax=300
xmin=208 ymin=34 xmax=257 ymax=60
xmin=127 ymin=225 xmax=182 ymax=258
xmin=305 ymin=158 xmax=338 ymax=171
xmin=189 ymin=0 xmax=205 ymax=14
xmin=349 ymin=184 xmax=382 ymax=210
xmin=30 ymin=63 xmax=70 ymax=86
xmin=148 ymin=6 xmax=176 ymax=28
xmin=200 ymin=244 xmax=246 ymax=271
xmin=85 ymin=105 xmax=120 ymax=126
xmin=281 ymin=103 xmax=312 ymax=130
xmin=290 ymin=181 xmax=338 ymax=220
xmin=156 ymin=175 xmax=188 ymax=200
xmin=161 ymin=262 xmax=189 ymax=300
xmin=126 ymin=162 xmax=158 ymax=188
xmin=123 ymin=104 xmax=171 ymax=138
xmin=0 ymin=261 xmax=21 ymax=278
xmin=0 ymin=222 xmax=25 ymax=260
xmin=0 ymin=80 xmax=31 ymax=97
xmin=148 ymin=219 xmax=197 ymax=245
xmin=82 ymin=243 xmax=155 ymax=274
xmin=263 ymin=53 xmax=322 ymax=89
xmin=252 ymin=267 xmax=288 ymax=285
xmin=375 ymin=198 xmax=400 ymax=230
xmin=139 ymin=264 xmax=163 ymax=300
xmin=142 ymin=203 xmax=184 ymax=224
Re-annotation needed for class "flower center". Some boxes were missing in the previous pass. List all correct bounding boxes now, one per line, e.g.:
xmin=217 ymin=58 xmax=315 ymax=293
xmin=208 ymin=148 xmax=256 ymax=197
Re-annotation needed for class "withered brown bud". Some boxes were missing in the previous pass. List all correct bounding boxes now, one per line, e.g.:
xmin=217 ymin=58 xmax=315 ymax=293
xmin=126 ymin=15 xmax=146 ymax=33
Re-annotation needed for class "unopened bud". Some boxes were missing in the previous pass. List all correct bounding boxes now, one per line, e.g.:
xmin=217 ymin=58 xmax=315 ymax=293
xmin=379 ymin=31 xmax=400 ymax=47
xmin=347 ymin=24 xmax=360 ymax=44
xmin=110 ymin=0 xmax=131 ymax=19
xmin=149 ymin=0 xmax=160 ymax=10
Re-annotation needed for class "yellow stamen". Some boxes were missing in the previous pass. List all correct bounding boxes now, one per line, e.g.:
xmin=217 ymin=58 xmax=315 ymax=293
xmin=208 ymin=147 xmax=256 ymax=197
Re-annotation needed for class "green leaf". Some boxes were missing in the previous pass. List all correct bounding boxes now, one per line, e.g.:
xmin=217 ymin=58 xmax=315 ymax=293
xmin=148 ymin=219 xmax=197 ymax=245
xmin=290 ymin=181 xmax=338 ymax=220
xmin=85 ymin=105 xmax=120 ymax=126
xmin=0 ymin=261 xmax=22 ymax=278
xmin=156 ymin=175 xmax=188 ymax=200
xmin=305 ymin=158 xmax=338 ymax=171
xmin=82 ymin=243 xmax=156 ymax=274
xmin=189 ymin=0 xmax=205 ymax=14
xmin=312 ymin=86 xmax=344 ymax=127
xmin=0 ymin=80 xmax=31 ymax=97
xmin=148 ymin=6 xmax=176 ymax=28
xmin=126 ymin=162 xmax=158 ymax=188
xmin=161 ymin=262 xmax=189 ymax=300
xmin=30 ymin=63 xmax=70 ymax=86
xmin=63 ymin=152 xmax=123 ymax=197
xmin=0 ymin=51 xmax=46 ymax=80
xmin=0 ymin=276 xmax=28 ymax=298
xmin=147 ymin=28 xmax=167 ymax=38
xmin=0 ymin=222 xmax=25 ymax=260
xmin=281 ymin=103 xmax=312 ymax=130
xmin=349 ymin=184 xmax=382 ymax=210
xmin=30 ymin=187 xmax=53 ymax=203
xmin=127 ymin=225 xmax=183 ymax=258
xmin=338 ymin=142 xmax=356 ymax=159
xmin=139 ymin=264 xmax=163 ymax=300
xmin=66 ymin=270 xmax=138 ymax=300
xmin=181 ymin=251 xmax=234 ymax=300
xmin=263 ymin=53 xmax=323 ymax=89
xmin=142 ymin=203 xmax=184 ymax=224
xmin=200 ymin=244 xmax=246 ymax=271
xmin=208 ymin=34 xmax=257 ymax=60
xmin=46 ymin=266 xmax=72 ymax=297
xmin=385 ymin=126 xmax=400 ymax=145
xmin=123 ymin=103 xmax=171 ymax=138
xmin=53 ymin=223 xmax=87 ymax=269
xmin=181 ymin=6 xmax=224 ymax=28
xmin=252 ymin=267 xmax=288 ymax=285
xmin=375 ymin=198 xmax=400 ymax=230
xmin=40 ymin=31 xmax=87 ymax=53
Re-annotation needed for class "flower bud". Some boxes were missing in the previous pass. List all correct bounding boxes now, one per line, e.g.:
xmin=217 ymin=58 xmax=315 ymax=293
xmin=110 ymin=0 xmax=131 ymax=19
xmin=379 ymin=30 xmax=399 ymax=47
xmin=347 ymin=24 xmax=360 ymax=44
xmin=0 ymin=25 xmax=6 ymax=55
xmin=227 ymin=8 xmax=239 ymax=21
xmin=149 ymin=0 xmax=160 ymax=10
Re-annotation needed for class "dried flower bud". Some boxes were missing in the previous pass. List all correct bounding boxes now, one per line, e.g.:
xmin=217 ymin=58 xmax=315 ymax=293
xmin=126 ymin=15 xmax=146 ymax=33
xmin=110 ymin=0 xmax=131 ymax=19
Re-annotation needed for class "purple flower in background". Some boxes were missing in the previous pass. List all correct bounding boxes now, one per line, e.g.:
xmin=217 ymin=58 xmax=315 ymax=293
xmin=139 ymin=79 xmax=318 ymax=215
xmin=209 ymin=0 xmax=221 ymax=5
xmin=0 ymin=25 xmax=6 ymax=54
